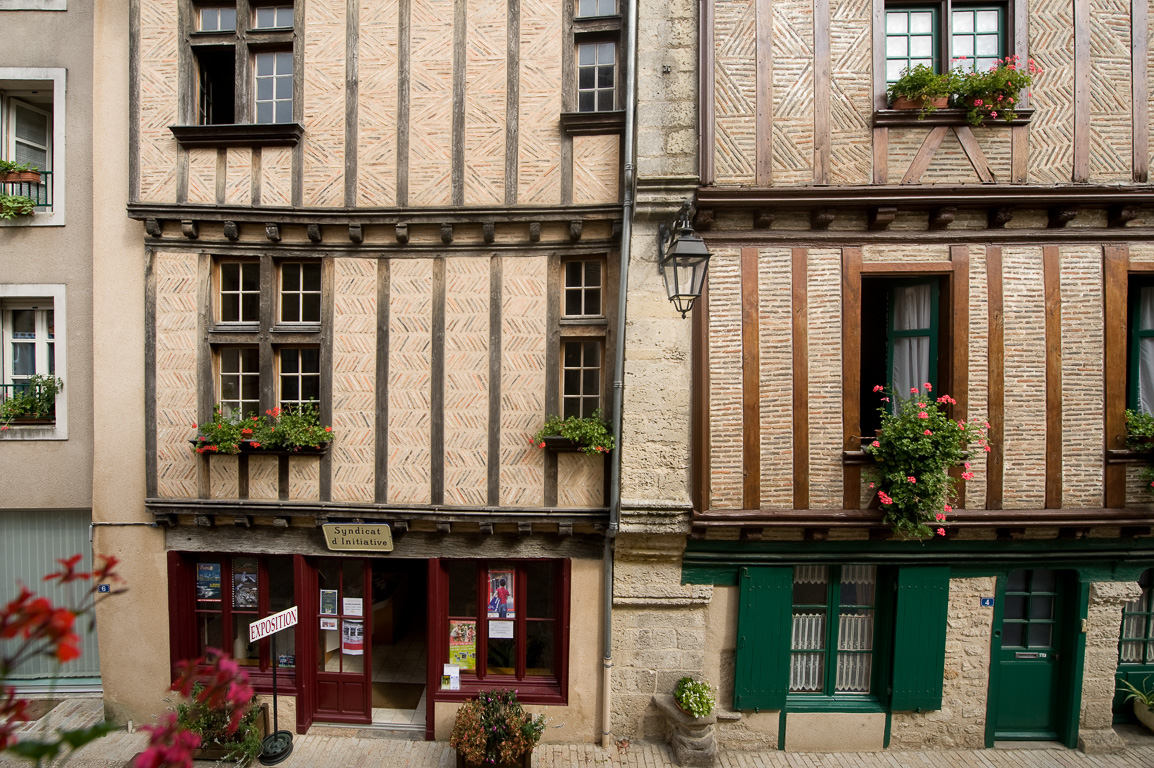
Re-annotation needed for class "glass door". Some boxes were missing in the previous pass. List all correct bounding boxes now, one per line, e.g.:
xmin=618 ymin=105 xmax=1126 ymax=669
xmin=312 ymin=558 xmax=371 ymax=724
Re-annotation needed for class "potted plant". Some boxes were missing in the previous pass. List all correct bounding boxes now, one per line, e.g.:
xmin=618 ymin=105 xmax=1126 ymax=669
xmin=1119 ymin=678 xmax=1154 ymax=732
xmin=0 ymin=193 xmax=36 ymax=219
xmin=531 ymin=409 xmax=614 ymax=455
xmin=652 ymin=677 xmax=718 ymax=766
xmin=864 ymin=384 xmax=989 ymax=539
xmin=0 ymin=375 xmax=63 ymax=429
xmin=192 ymin=403 xmax=334 ymax=454
xmin=887 ymin=64 xmax=952 ymax=117
xmin=176 ymin=682 xmax=266 ymax=765
xmin=0 ymin=161 xmax=41 ymax=184
xmin=448 ymin=689 xmax=546 ymax=768
xmin=952 ymin=55 xmax=1039 ymax=126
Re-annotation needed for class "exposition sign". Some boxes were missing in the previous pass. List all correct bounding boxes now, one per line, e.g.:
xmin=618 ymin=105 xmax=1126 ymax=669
xmin=249 ymin=606 xmax=299 ymax=643
xmin=322 ymin=523 xmax=394 ymax=552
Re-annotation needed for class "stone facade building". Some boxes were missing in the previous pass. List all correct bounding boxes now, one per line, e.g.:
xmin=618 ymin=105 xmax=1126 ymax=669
xmin=616 ymin=0 xmax=1154 ymax=754
xmin=91 ymin=0 xmax=625 ymax=740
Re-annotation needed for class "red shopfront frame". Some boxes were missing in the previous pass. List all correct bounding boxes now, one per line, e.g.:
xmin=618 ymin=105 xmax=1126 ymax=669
xmin=425 ymin=558 xmax=571 ymax=736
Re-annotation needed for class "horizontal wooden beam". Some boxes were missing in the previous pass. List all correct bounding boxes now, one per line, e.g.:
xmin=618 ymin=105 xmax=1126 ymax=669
xmin=691 ymin=508 xmax=1154 ymax=528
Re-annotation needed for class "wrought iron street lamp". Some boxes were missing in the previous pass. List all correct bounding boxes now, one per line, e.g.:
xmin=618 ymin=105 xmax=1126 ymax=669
xmin=657 ymin=201 xmax=712 ymax=318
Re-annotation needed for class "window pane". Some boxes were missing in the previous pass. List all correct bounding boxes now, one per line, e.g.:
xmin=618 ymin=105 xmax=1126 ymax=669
xmin=953 ymin=35 xmax=974 ymax=58
xmin=303 ymin=263 xmax=321 ymax=291
xmin=584 ymin=288 xmax=601 ymax=316
xmin=302 ymin=294 xmax=321 ymax=322
xmin=910 ymin=11 xmax=933 ymax=33
xmin=256 ymin=7 xmax=275 ymax=26
xmin=886 ymin=11 xmax=908 ymax=34
xmin=276 ymin=75 xmax=293 ymax=99
xmin=1032 ymin=569 xmax=1055 ymax=592
xmin=1008 ymin=569 xmax=1028 ymax=592
xmin=1004 ymin=595 xmax=1027 ymax=620
xmin=952 ymin=10 xmax=973 ymax=32
xmin=256 ymin=53 xmax=274 ymax=76
xmin=887 ymin=37 xmax=908 ymax=58
xmin=275 ymin=101 xmax=292 ymax=124
xmin=233 ymin=557 xmax=259 ymax=609
xmin=526 ymin=562 xmax=555 ymax=618
xmin=976 ymin=9 xmax=999 ymax=31
xmin=1029 ymin=596 xmax=1053 ymax=620
xmin=565 ymin=290 xmax=582 ymax=316
xmin=887 ymin=60 xmax=907 ymax=81
xmin=1027 ymin=623 xmax=1052 ymax=648
xmin=197 ymin=613 xmax=224 ymax=652
xmin=488 ymin=636 xmax=515 ymax=675
xmin=1002 ymin=622 xmax=1024 ymax=647
xmin=256 ymin=77 xmax=274 ymax=101
xmin=910 ymin=36 xmax=933 ymax=57
xmin=12 ymin=344 xmax=35 ymax=376
xmin=526 ymin=620 xmax=554 ymax=676
xmin=447 ymin=561 xmax=477 ymax=617
xmin=282 ymin=294 xmax=300 ymax=321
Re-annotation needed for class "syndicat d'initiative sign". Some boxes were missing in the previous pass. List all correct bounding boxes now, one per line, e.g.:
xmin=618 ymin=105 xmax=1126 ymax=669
xmin=322 ymin=523 xmax=394 ymax=552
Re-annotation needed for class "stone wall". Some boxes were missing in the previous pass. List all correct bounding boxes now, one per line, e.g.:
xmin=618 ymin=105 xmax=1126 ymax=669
xmin=1078 ymin=580 xmax=1142 ymax=753
xmin=890 ymin=577 xmax=996 ymax=749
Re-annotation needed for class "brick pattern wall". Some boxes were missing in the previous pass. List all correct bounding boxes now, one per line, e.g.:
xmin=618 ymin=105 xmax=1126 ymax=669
xmin=966 ymin=248 xmax=989 ymax=509
xmin=516 ymin=0 xmax=562 ymax=203
xmin=713 ymin=0 xmax=757 ymax=185
xmin=572 ymin=136 xmax=620 ymax=205
xmin=861 ymin=244 xmax=950 ymax=263
xmin=1000 ymin=247 xmax=1047 ymax=508
xmin=758 ymin=248 xmax=794 ymax=506
xmin=155 ymin=251 xmax=198 ymax=499
xmin=289 ymin=455 xmax=321 ymax=501
xmin=1089 ymin=0 xmax=1133 ymax=183
xmin=1028 ymin=0 xmax=1076 ymax=184
xmin=225 ymin=148 xmax=251 ymax=206
xmin=558 ymin=453 xmax=604 ymax=507
xmin=357 ymin=0 xmax=399 ymax=207
xmin=443 ymin=258 xmax=491 ymax=507
xmin=388 ymin=258 xmax=434 ymax=504
xmin=807 ymin=249 xmax=842 ymax=508
xmin=889 ymin=577 xmax=995 ymax=749
xmin=248 ymin=455 xmax=279 ymax=500
xmin=707 ymin=248 xmax=743 ymax=508
xmin=138 ymin=0 xmax=178 ymax=202
xmin=887 ymin=129 xmax=1013 ymax=185
xmin=187 ymin=148 xmax=216 ymax=204
xmin=261 ymin=147 xmax=293 ymax=207
xmin=771 ymin=0 xmax=815 ymax=184
xmin=408 ymin=0 xmax=454 ymax=206
xmin=331 ymin=258 xmax=377 ymax=503
xmin=828 ymin=0 xmax=872 ymax=185
xmin=303 ymin=0 xmax=347 ymax=207
xmin=209 ymin=455 xmax=238 ymax=499
xmin=464 ymin=0 xmax=508 ymax=206
xmin=1061 ymin=247 xmax=1104 ymax=507
xmin=499 ymin=256 xmax=547 ymax=506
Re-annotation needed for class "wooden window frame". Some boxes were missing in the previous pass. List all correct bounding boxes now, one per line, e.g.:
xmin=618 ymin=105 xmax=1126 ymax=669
xmin=882 ymin=0 xmax=1010 ymax=83
xmin=565 ymin=0 xmax=624 ymax=123
xmin=278 ymin=261 xmax=322 ymax=326
xmin=277 ymin=345 xmax=321 ymax=408
xmin=168 ymin=552 xmax=300 ymax=694
xmin=429 ymin=558 xmax=571 ymax=706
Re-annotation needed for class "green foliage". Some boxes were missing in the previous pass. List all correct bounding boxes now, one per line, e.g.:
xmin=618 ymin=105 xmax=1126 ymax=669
xmin=1126 ymin=409 xmax=1154 ymax=492
xmin=5 ymin=721 xmax=120 ymax=764
xmin=951 ymin=55 xmax=1037 ymax=126
xmin=0 ymin=194 xmax=36 ymax=220
xmin=176 ymin=684 xmax=263 ymax=766
xmin=0 ymin=375 xmax=63 ymax=421
xmin=0 ymin=161 xmax=39 ymax=175
xmin=532 ymin=409 xmax=614 ymax=456
xmin=887 ymin=64 xmax=953 ymax=118
xmin=193 ymin=403 xmax=334 ymax=454
xmin=674 ymin=677 xmax=715 ymax=718
xmin=449 ymin=689 xmax=546 ymax=765
xmin=1120 ymin=678 xmax=1154 ymax=710
xmin=864 ymin=385 xmax=988 ymax=539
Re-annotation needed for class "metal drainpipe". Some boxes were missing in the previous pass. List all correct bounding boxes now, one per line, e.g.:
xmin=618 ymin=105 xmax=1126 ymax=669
xmin=602 ymin=0 xmax=638 ymax=749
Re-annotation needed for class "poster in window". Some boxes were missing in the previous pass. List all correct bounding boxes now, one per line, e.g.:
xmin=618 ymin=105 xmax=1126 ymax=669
xmin=320 ymin=617 xmax=338 ymax=631
xmin=487 ymin=568 xmax=515 ymax=619
xmin=342 ymin=597 xmax=363 ymax=617
xmin=342 ymin=619 xmax=364 ymax=655
xmin=196 ymin=563 xmax=222 ymax=602
xmin=232 ymin=570 xmax=258 ymax=608
xmin=449 ymin=620 xmax=476 ymax=671
xmin=319 ymin=589 xmax=338 ymax=615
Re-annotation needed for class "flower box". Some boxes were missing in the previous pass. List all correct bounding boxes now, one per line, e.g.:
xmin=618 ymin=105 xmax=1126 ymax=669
xmin=540 ymin=436 xmax=585 ymax=452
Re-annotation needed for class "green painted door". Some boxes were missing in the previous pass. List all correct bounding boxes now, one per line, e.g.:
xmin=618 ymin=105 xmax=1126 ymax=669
xmin=991 ymin=569 xmax=1069 ymax=740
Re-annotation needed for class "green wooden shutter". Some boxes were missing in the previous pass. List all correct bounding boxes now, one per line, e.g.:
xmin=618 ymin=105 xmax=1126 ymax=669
xmin=734 ymin=566 xmax=792 ymax=710
xmin=890 ymin=565 xmax=950 ymax=711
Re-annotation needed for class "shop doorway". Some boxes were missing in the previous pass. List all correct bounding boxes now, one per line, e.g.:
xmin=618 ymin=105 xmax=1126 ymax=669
xmin=988 ymin=568 xmax=1076 ymax=744
xmin=367 ymin=559 xmax=427 ymax=730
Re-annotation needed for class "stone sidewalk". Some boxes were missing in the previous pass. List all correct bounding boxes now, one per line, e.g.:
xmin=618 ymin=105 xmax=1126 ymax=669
xmin=4 ymin=698 xmax=1154 ymax=768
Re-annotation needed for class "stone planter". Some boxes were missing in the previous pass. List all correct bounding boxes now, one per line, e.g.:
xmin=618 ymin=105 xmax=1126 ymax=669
xmin=653 ymin=694 xmax=717 ymax=766
xmin=1134 ymin=699 xmax=1154 ymax=733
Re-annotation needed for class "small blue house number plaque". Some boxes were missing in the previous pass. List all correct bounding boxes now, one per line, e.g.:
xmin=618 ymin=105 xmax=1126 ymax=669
xmin=98 ymin=584 xmax=111 ymax=593
xmin=980 ymin=597 xmax=994 ymax=607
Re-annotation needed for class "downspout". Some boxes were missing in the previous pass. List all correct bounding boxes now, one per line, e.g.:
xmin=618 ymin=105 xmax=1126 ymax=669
xmin=602 ymin=0 xmax=638 ymax=748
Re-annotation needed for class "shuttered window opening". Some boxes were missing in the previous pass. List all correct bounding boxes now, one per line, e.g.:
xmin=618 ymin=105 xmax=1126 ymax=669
xmin=734 ymin=564 xmax=950 ymax=713
xmin=1119 ymin=569 xmax=1154 ymax=664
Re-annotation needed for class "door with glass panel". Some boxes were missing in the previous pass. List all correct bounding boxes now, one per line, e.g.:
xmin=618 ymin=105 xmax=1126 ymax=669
xmin=991 ymin=569 xmax=1070 ymax=739
xmin=790 ymin=565 xmax=877 ymax=697
xmin=312 ymin=558 xmax=371 ymax=723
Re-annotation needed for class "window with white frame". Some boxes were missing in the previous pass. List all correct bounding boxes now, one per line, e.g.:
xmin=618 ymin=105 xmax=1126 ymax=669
xmin=0 ymin=70 xmax=63 ymax=222
xmin=0 ymin=286 xmax=66 ymax=436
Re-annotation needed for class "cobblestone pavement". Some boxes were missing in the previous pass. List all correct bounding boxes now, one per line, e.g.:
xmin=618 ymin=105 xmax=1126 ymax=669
xmin=4 ymin=698 xmax=1154 ymax=768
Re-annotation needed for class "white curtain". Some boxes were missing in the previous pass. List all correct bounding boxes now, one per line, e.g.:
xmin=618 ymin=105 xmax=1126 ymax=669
xmin=1140 ymin=288 xmax=1154 ymax=414
xmin=836 ymin=613 xmax=874 ymax=692
xmin=791 ymin=613 xmax=826 ymax=692
xmin=1120 ymin=588 xmax=1152 ymax=663
xmin=892 ymin=283 xmax=932 ymax=398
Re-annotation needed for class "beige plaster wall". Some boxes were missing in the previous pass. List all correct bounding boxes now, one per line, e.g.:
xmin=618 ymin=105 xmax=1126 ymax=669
xmin=785 ymin=712 xmax=885 ymax=751
xmin=0 ymin=2 xmax=96 ymax=509
xmin=434 ymin=557 xmax=604 ymax=742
